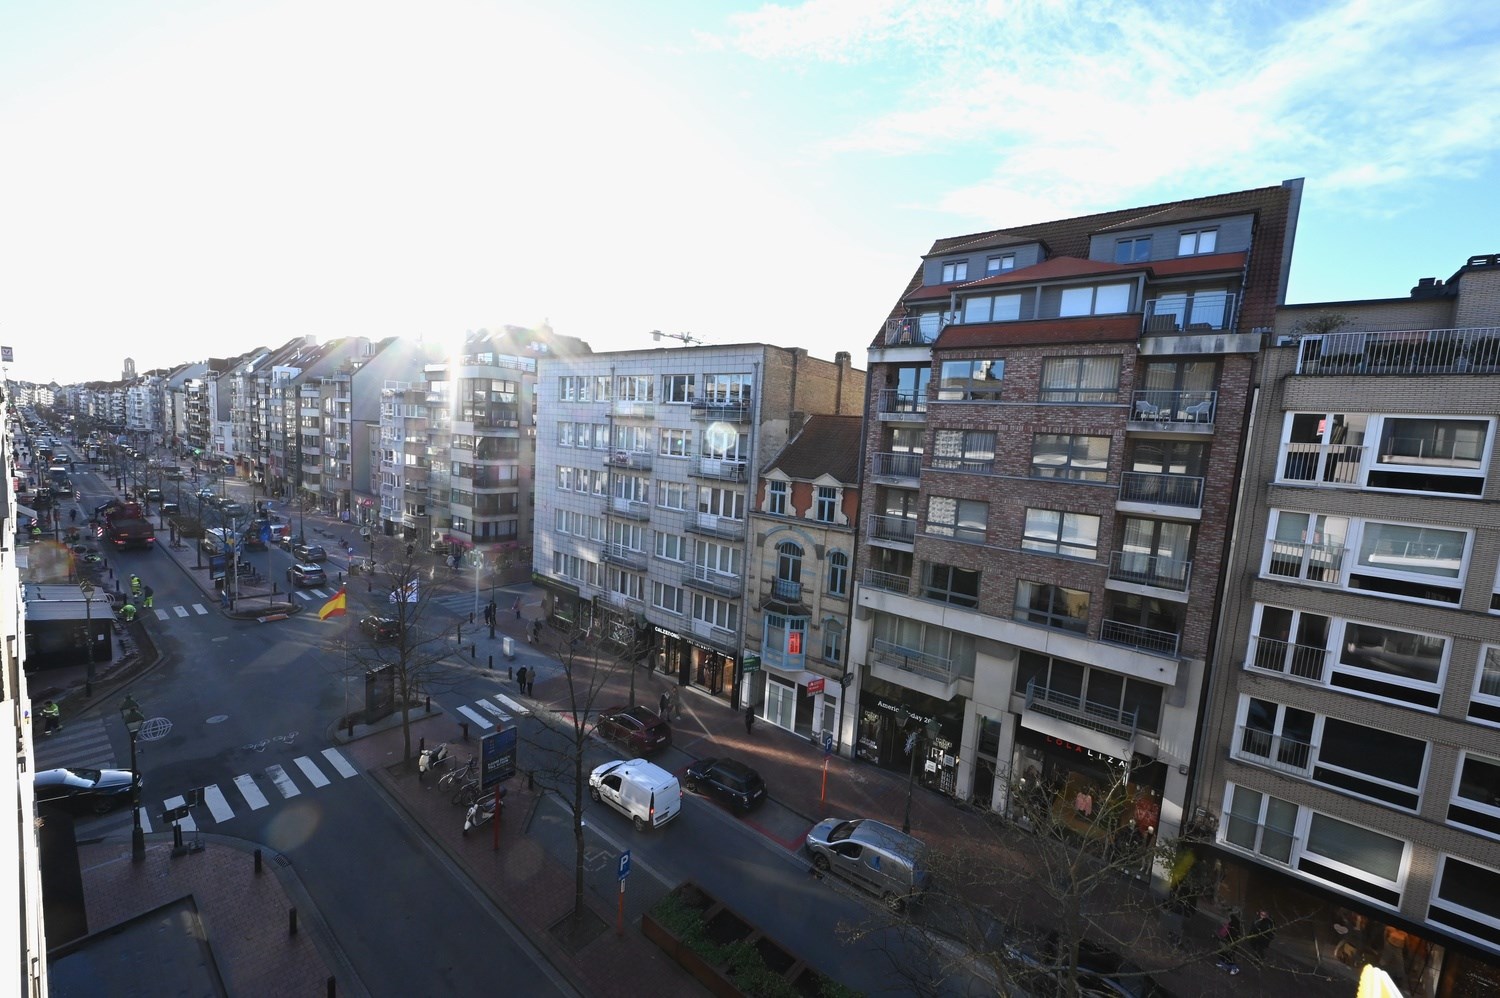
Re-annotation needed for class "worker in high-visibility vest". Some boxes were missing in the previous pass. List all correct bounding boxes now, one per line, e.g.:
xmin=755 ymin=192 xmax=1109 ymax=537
xmin=121 ymin=602 xmax=137 ymax=623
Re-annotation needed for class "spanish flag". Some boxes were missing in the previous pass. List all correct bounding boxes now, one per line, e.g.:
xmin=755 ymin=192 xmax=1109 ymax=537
xmin=318 ymin=588 xmax=347 ymax=621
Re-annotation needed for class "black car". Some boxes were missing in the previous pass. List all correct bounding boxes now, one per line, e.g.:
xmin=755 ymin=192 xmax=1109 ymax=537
xmin=359 ymin=615 xmax=401 ymax=642
xmin=684 ymin=757 xmax=767 ymax=811
xmin=34 ymin=767 xmax=137 ymax=815
xmin=293 ymin=543 xmax=328 ymax=562
xmin=287 ymin=563 xmax=327 ymax=588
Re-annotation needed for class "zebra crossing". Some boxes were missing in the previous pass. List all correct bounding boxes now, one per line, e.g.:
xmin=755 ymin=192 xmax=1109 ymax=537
xmin=135 ymin=747 xmax=360 ymax=833
xmin=452 ymin=692 xmax=531 ymax=732
xmin=153 ymin=602 xmax=212 ymax=620
xmin=34 ymin=715 xmax=118 ymax=771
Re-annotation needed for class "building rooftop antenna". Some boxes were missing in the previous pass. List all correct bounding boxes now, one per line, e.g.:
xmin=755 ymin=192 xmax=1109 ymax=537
xmin=649 ymin=330 xmax=704 ymax=347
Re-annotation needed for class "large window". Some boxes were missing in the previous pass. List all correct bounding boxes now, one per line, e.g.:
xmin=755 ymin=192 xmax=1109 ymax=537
xmin=927 ymin=496 xmax=988 ymax=543
xmin=1114 ymin=236 xmax=1150 ymax=263
xmin=1350 ymin=520 xmax=1469 ymax=604
xmin=932 ymin=430 xmax=996 ymax=473
xmin=692 ymin=593 xmax=738 ymax=632
xmin=1040 ymin=356 xmax=1121 ymax=403
xmin=657 ymin=479 xmax=690 ymax=511
xmin=702 ymin=373 xmax=752 ymax=405
xmin=1115 ymin=517 xmax=1192 ymax=587
xmin=1031 ymin=434 xmax=1110 ymax=482
xmin=922 ymin=563 xmax=980 ymax=608
xmin=1022 ymin=508 xmax=1100 ymax=560
xmin=699 ymin=486 xmax=745 ymax=520
xmin=616 ymin=375 xmax=653 ymax=402
xmin=659 ymin=428 xmax=692 ymax=457
xmin=1247 ymin=604 xmax=1330 ymax=681
xmin=961 ymin=294 xmax=1022 ymax=323
xmin=655 ymin=533 xmax=686 ymax=562
xmin=1314 ymin=717 xmax=1426 ymax=811
xmin=938 ymin=358 xmax=1004 ymax=400
xmin=1430 ymin=856 xmax=1500 ymax=950
xmin=652 ymin=581 xmax=685 ymax=615
xmin=1015 ymin=650 xmax=1162 ymax=733
xmin=1333 ymin=620 xmax=1446 ymax=710
xmin=1449 ymin=753 xmax=1500 ymax=839
xmin=1370 ymin=417 xmax=1489 ymax=495
xmin=1222 ymin=785 xmax=1297 ymax=864
xmin=1059 ymin=283 xmax=1131 ymax=317
xmin=663 ymin=374 xmax=695 ymax=403
xmin=1300 ymin=812 xmax=1405 ymax=907
xmin=1014 ymin=581 xmax=1089 ymax=634
xmin=1237 ymin=697 xmax=1315 ymax=771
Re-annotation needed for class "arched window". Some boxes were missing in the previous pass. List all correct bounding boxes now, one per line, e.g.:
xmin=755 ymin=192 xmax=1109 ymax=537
xmin=777 ymin=541 xmax=803 ymax=583
xmin=827 ymin=551 xmax=849 ymax=596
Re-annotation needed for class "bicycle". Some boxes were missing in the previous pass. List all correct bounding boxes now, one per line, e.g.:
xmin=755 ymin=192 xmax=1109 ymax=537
xmin=451 ymin=777 xmax=483 ymax=807
xmin=438 ymin=756 xmax=477 ymax=793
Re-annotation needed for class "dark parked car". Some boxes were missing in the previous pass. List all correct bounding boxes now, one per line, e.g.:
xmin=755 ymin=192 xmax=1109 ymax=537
xmin=286 ymin=563 xmax=326 ymax=588
xmin=34 ymin=767 xmax=137 ymax=815
xmin=684 ymin=757 xmax=766 ymax=811
xmin=359 ymin=615 xmax=401 ymax=642
xmin=594 ymin=705 xmax=672 ymax=755
xmin=292 ymin=543 xmax=327 ymax=562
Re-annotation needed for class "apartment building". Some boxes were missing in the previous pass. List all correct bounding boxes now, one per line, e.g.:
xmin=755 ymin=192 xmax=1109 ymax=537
xmin=533 ymin=344 xmax=862 ymax=707
xmin=849 ymin=181 xmax=1302 ymax=850
xmin=1195 ymin=253 xmax=1500 ymax=989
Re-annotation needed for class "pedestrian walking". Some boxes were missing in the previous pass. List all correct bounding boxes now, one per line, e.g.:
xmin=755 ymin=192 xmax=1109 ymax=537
xmin=513 ymin=597 xmax=521 ymax=620
xmin=1216 ymin=910 xmax=1243 ymax=975
xmin=1249 ymin=910 xmax=1275 ymax=961
xmin=516 ymin=665 xmax=527 ymax=693
xmin=744 ymin=704 xmax=756 ymax=735
xmin=40 ymin=699 xmax=61 ymax=736
xmin=660 ymin=690 xmax=671 ymax=717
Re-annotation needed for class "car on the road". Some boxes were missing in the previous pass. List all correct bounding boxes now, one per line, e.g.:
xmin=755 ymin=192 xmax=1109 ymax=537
xmin=805 ymin=817 xmax=930 ymax=911
xmin=34 ymin=767 xmax=138 ymax=815
xmin=145 ymin=488 xmax=163 ymax=502
xmin=684 ymin=757 xmax=767 ymax=811
xmin=218 ymin=502 xmax=248 ymax=519
xmin=195 ymin=488 xmax=215 ymax=501
xmin=292 ymin=542 xmax=328 ymax=562
xmin=286 ymin=563 xmax=327 ymax=588
xmin=594 ymin=705 xmax=672 ymax=755
xmin=359 ymin=615 xmax=401 ymax=642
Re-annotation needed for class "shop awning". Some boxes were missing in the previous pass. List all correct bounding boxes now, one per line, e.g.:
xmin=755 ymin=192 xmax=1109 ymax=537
xmin=16 ymin=503 xmax=38 ymax=521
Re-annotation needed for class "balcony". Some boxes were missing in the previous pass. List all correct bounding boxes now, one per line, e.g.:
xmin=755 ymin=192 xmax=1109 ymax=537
xmin=690 ymin=399 xmax=751 ymax=423
xmin=771 ymin=578 xmax=802 ymax=602
xmin=1278 ymin=444 xmax=1367 ymax=487
xmin=861 ymin=568 xmax=911 ymax=595
xmin=884 ymin=313 xmax=954 ymax=347
xmin=877 ymin=389 xmax=927 ymax=422
xmin=869 ymin=638 xmax=959 ymax=698
xmin=866 ymin=513 xmax=916 ymax=546
xmin=929 ymin=455 xmax=996 ymax=476
xmin=1129 ymin=390 xmax=1218 ymax=429
xmin=1107 ymin=551 xmax=1192 ymax=592
xmin=609 ymin=498 xmax=652 ymax=521
xmin=1246 ymin=635 xmax=1328 ymax=682
xmin=613 ymin=400 xmax=655 ymax=419
xmin=686 ymin=512 xmax=745 ymax=541
xmin=685 ymin=564 xmax=743 ymax=598
xmin=1117 ymin=471 xmax=1204 ymax=511
xmin=1099 ymin=619 xmax=1181 ymax=658
xmin=602 ymin=590 xmax=643 ymax=611
xmin=1264 ymin=539 xmax=1345 ymax=586
xmin=605 ymin=450 xmax=653 ymax=471
xmin=689 ymin=457 xmax=746 ymax=482
xmin=1024 ymin=679 xmax=1136 ymax=741
xmin=1142 ymin=292 xmax=1237 ymax=334
xmin=1296 ymin=326 xmax=1500 ymax=376
xmin=871 ymin=452 xmax=922 ymax=482
xmin=1234 ymin=725 xmax=1315 ymax=775
xmin=689 ymin=618 xmax=738 ymax=653
xmin=603 ymin=543 xmax=648 ymax=571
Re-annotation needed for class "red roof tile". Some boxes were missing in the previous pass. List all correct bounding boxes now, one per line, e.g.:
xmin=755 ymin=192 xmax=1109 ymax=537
xmin=1147 ymin=251 xmax=1246 ymax=278
xmin=766 ymin=415 xmax=863 ymax=485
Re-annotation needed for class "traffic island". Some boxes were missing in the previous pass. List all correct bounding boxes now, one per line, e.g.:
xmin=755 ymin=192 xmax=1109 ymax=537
xmin=642 ymin=882 xmax=857 ymax=998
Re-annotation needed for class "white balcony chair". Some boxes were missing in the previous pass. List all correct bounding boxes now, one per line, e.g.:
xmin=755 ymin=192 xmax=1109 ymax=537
xmin=1133 ymin=400 xmax=1163 ymax=421
xmin=1183 ymin=401 xmax=1214 ymax=423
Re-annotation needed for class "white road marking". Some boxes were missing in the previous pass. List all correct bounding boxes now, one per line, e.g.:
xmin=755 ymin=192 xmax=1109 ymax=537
xmin=265 ymin=764 xmax=301 ymax=798
xmin=203 ymin=785 xmax=235 ymax=822
xmin=294 ymin=756 xmax=330 ymax=788
xmin=457 ymin=705 xmax=494 ymax=730
xmin=154 ymin=608 xmax=170 ymax=620
xmin=233 ymin=773 xmax=270 ymax=810
xmin=193 ymin=604 xmax=208 ymax=615
xmin=161 ymin=795 xmax=198 ymax=831
xmin=477 ymin=699 xmax=511 ymax=724
xmin=321 ymin=747 xmax=357 ymax=779
xmin=490 ymin=692 xmax=530 ymax=717
xmin=174 ymin=606 xmax=190 ymax=617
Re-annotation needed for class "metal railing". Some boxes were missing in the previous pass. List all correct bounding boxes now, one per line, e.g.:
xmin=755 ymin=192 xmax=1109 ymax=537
xmin=1264 ymin=539 xmax=1345 ymax=585
xmin=1024 ymin=679 xmax=1137 ymax=740
xmin=1142 ymin=293 xmax=1236 ymax=334
xmin=1235 ymin=725 xmax=1315 ymax=774
xmin=870 ymin=638 xmax=956 ymax=684
xmin=603 ymin=543 xmax=648 ymax=570
xmin=1278 ymin=444 xmax=1367 ymax=486
xmin=609 ymin=498 xmax=652 ymax=521
xmin=686 ymin=564 xmax=742 ymax=596
xmin=1107 ymin=551 xmax=1192 ymax=591
xmin=866 ymin=513 xmax=917 ymax=544
xmin=605 ymin=450 xmax=653 ymax=471
xmin=1129 ymin=389 xmax=1218 ymax=426
xmin=884 ymin=313 xmax=955 ymax=346
xmin=872 ymin=452 xmax=922 ymax=479
xmin=689 ymin=457 xmax=746 ymax=481
xmin=686 ymin=512 xmax=745 ymax=541
xmin=1297 ymin=326 xmax=1500 ymax=376
xmin=689 ymin=399 xmax=751 ymax=423
xmin=1246 ymin=635 xmax=1328 ymax=681
xmin=1118 ymin=471 xmax=1205 ymax=509
xmin=689 ymin=618 xmax=738 ymax=650
xmin=861 ymin=568 xmax=911 ymax=595
xmin=877 ymin=389 xmax=928 ymax=421
xmin=771 ymin=578 xmax=802 ymax=601
xmin=1100 ymin=619 xmax=1181 ymax=657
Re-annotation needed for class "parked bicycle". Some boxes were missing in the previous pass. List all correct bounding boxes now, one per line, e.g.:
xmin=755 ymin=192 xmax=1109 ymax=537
xmin=451 ymin=777 xmax=483 ymax=808
xmin=437 ymin=755 xmax=477 ymax=793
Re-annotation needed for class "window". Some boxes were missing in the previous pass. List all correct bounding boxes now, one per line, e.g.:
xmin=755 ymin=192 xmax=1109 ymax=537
xmin=937 ymin=358 xmax=1004 ymax=400
xmin=1022 ymin=509 xmax=1100 ymax=560
xmin=1116 ymin=517 xmax=1192 ymax=587
xmin=652 ymin=581 xmax=685 ymax=615
xmin=1178 ymin=229 xmax=1218 ymax=255
xmin=657 ymin=479 xmax=690 ymax=511
xmin=663 ymin=374 xmax=695 ymax=403
xmin=1471 ymin=646 xmax=1500 ymax=727
xmin=558 ymin=422 xmax=575 ymax=448
xmin=558 ymin=376 xmax=582 ymax=402
xmin=692 ymin=593 xmax=738 ymax=632
xmin=659 ymin=428 xmax=692 ymax=457
xmin=1103 ymin=592 xmax=1183 ymax=656
xmin=612 ymin=474 xmax=649 ymax=503
xmin=1014 ymin=650 xmax=1162 ymax=733
xmin=1238 ymin=697 xmax=1315 ymax=771
xmin=701 ymin=426 xmax=748 ymax=461
xmin=1059 ymin=283 xmax=1131 ymax=317
xmin=1448 ymin=753 xmax=1500 ymax=838
xmin=1247 ymin=604 xmax=1330 ymax=681
xmin=986 ymin=254 xmax=1015 ymax=274
xmin=827 ymin=551 xmax=848 ymax=596
xmin=941 ymin=260 xmax=968 ymax=283
xmin=767 ymin=480 xmax=788 ymax=515
xmin=927 ymin=496 xmax=988 ymax=543
xmin=1264 ymin=510 xmax=1349 ymax=584
xmin=923 ymin=563 xmax=980 ymax=608
xmin=1334 ymin=620 xmax=1445 ymax=710
xmin=1429 ymin=856 xmax=1500 ymax=950
xmin=815 ymin=485 xmax=838 ymax=523
xmin=1314 ymin=717 xmax=1426 ymax=810
xmin=608 ymin=568 xmax=645 ymax=603
xmin=1300 ymin=812 xmax=1405 ymax=906
xmin=702 ymin=373 xmax=752 ymax=405
xmin=1040 ymin=356 xmax=1121 ymax=403
xmin=1352 ymin=521 xmax=1468 ymax=605
xmin=592 ymin=375 xmax=612 ymax=401
xmin=1114 ymin=236 xmax=1150 ymax=263
xmin=871 ymin=612 xmax=976 ymax=679
xmin=1031 ymin=434 xmax=1110 ymax=482
xmin=615 ymin=375 xmax=653 ymax=402
xmin=655 ymin=533 xmax=686 ymax=562
xmin=822 ymin=618 xmax=845 ymax=664
xmin=1014 ymin=581 xmax=1089 ymax=633
xmin=614 ymin=424 xmax=652 ymax=454
xmin=1370 ymin=417 xmax=1489 ymax=496
xmin=931 ymin=430 xmax=996 ymax=473
xmin=592 ymin=424 xmax=611 ymax=450
xmin=699 ymin=486 xmax=745 ymax=520
xmin=776 ymin=541 xmax=803 ymax=583
xmin=698 ymin=541 xmax=742 ymax=578
xmin=1222 ymin=785 xmax=1297 ymax=864
xmin=962 ymin=294 xmax=1023 ymax=323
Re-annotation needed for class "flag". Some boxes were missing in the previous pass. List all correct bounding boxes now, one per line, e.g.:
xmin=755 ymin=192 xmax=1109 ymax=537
xmin=318 ymin=588 xmax=347 ymax=620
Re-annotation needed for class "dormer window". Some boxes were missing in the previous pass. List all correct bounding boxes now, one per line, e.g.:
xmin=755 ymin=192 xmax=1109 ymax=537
xmin=986 ymin=254 xmax=1016 ymax=275
xmin=1059 ymin=283 xmax=1132 ymax=317
xmin=1178 ymin=229 xmax=1218 ymax=255
xmin=942 ymin=260 xmax=969 ymax=283
xmin=1114 ymin=237 xmax=1151 ymax=264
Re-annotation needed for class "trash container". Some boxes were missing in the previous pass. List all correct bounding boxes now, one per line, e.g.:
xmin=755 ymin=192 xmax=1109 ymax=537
xmin=502 ymin=637 xmax=514 ymax=660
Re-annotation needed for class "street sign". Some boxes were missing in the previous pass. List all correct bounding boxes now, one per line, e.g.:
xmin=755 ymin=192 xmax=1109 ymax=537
xmin=481 ymin=726 xmax=518 ymax=789
xmin=823 ymin=732 xmax=834 ymax=756
xmin=807 ymin=677 xmax=825 ymax=694
xmin=618 ymin=850 xmax=631 ymax=881
xmin=742 ymin=653 xmax=761 ymax=674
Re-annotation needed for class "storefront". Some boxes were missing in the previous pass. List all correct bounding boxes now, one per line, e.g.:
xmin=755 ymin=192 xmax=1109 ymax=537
xmin=856 ymin=676 xmax=964 ymax=797
xmin=534 ymin=574 xmax=589 ymax=634
xmin=655 ymin=626 xmax=739 ymax=706
xmin=757 ymin=667 xmax=835 ymax=743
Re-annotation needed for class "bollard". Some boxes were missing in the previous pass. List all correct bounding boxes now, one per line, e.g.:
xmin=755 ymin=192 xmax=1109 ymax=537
xmin=327 ymin=978 xmax=336 ymax=998
xmin=419 ymin=736 xmax=425 ymax=755
xmin=425 ymin=696 xmax=431 ymax=714
xmin=470 ymin=643 xmax=475 ymax=658
xmin=507 ymin=665 xmax=513 ymax=680
xmin=460 ymin=721 xmax=469 ymax=741
xmin=290 ymin=907 xmax=299 ymax=935
xmin=346 ymin=717 xmax=354 ymax=737
xmin=254 ymin=848 xmax=263 ymax=874
xmin=469 ymin=611 xmax=474 ymax=625
xmin=456 ymin=623 xmax=462 ymax=643
xmin=488 ymin=655 xmax=493 ymax=671
xmin=338 ymin=572 xmax=343 ymax=585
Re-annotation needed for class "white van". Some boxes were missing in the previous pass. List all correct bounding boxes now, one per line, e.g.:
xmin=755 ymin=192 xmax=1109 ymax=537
xmin=589 ymin=759 xmax=682 ymax=831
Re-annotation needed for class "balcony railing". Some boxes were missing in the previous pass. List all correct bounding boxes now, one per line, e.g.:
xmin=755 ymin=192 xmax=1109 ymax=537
xmin=1024 ymin=679 xmax=1137 ymax=741
xmin=1246 ymin=635 xmax=1328 ymax=681
xmin=690 ymin=399 xmax=751 ymax=423
xmin=929 ymin=456 xmax=997 ymax=475
xmin=1118 ymin=471 xmax=1204 ymax=510
xmin=603 ymin=543 xmax=648 ymax=571
xmin=771 ymin=578 xmax=802 ymax=602
xmin=870 ymin=638 xmax=956 ymax=684
xmin=1142 ymin=293 xmax=1237 ymax=334
xmin=1129 ymin=390 xmax=1218 ymax=426
xmin=1100 ymin=619 xmax=1181 ymax=658
xmin=605 ymin=450 xmax=653 ymax=471
xmin=877 ymin=389 xmax=928 ymax=421
xmin=686 ymin=564 xmax=743 ymax=597
xmin=686 ymin=512 xmax=745 ymax=541
xmin=1235 ymin=725 xmax=1315 ymax=775
xmin=689 ymin=618 xmax=738 ymax=651
xmin=884 ymin=313 xmax=955 ymax=346
xmin=1107 ymin=551 xmax=1192 ymax=591
xmin=871 ymin=452 xmax=922 ymax=479
xmin=1278 ymin=443 xmax=1367 ymax=487
xmin=689 ymin=457 xmax=746 ymax=482
xmin=609 ymin=498 xmax=652 ymax=521
xmin=613 ymin=400 xmax=655 ymax=419
xmin=861 ymin=568 xmax=911 ymax=595
xmin=866 ymin=513 xmax=917 ymax=545
xmin=1296 ymin=326 xmax=1500 ymax=376
xmin=1265 ymin=539 xmax=1345 ymax=585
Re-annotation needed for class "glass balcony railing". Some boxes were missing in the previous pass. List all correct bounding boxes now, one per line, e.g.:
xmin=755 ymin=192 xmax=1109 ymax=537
xmin=871 ymin=452 xmax=922 ymax=479
xmin=1107 ymin=551 xmax=1191 ymax=591
xmin=866 ymin=513 xmax=917 ymax=544
xmin=1118 ymin=471 xmax=1204 ymax=509
xmin=877 ymin=389 xmax=927 ymax=421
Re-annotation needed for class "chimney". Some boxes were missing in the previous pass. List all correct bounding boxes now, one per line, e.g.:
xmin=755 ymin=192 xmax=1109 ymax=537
xmin=789 ymin=410 xmax=807 ymax=438
xmin=1411 ymin=277 xmax=1442 ymax=298
xmin=835 ymin=351 xmax=851 ymax=367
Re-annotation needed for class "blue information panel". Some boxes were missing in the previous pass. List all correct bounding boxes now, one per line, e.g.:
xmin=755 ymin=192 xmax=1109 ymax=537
xmin=481 ymin=726 xmax=518 ymax=789
xmin=618 ymin=850 xmax=631 ymax=881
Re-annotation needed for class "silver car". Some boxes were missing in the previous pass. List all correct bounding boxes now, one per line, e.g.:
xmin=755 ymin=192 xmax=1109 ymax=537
xmin=805 ymin=817 xmax=930 ymax=911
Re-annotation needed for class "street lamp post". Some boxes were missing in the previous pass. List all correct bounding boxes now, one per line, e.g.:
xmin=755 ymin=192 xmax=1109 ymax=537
xmin=901 ymin=715 xmax=942 ymax=834
xmin=120 ymin=694 xmax=146 ymax=863
xmin=79 ymin=581 xmax=95 ymax=688
xmin=468 ymin=549 xmax=484 ymax=623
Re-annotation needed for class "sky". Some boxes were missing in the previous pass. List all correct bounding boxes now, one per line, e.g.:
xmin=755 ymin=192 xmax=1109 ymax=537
xmin=2 ymin=0 xmax=1497 ymax=386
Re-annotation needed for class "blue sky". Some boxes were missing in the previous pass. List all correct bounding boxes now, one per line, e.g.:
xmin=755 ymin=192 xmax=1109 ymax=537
xmin=2 ymin=0 xmax=1497 ymax=384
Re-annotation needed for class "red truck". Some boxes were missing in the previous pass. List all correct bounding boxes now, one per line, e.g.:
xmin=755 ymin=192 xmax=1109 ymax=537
xmin=96 ymin=501 xmax=157 ymax=551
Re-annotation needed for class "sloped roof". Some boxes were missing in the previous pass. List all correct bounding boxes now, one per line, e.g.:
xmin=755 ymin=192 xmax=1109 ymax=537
xmin=766 ymin=414 xmax=862 ymax=486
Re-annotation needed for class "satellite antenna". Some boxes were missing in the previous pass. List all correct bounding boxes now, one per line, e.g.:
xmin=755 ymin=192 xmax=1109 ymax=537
xmin=649 ymin=330 xmax=704 ymax=346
